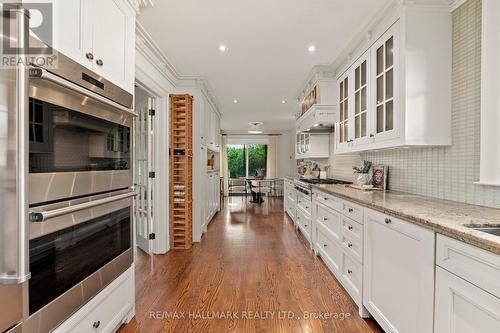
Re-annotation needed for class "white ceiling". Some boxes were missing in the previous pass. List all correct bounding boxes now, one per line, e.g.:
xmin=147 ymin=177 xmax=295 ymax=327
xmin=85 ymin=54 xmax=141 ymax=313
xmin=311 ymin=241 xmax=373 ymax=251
xmin=138 ymin=0 xmax=389 ymax=132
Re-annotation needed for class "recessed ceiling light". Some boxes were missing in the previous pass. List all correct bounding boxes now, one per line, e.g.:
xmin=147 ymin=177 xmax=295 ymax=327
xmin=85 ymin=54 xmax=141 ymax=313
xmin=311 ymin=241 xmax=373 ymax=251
xmin=248 ymin=121 xmax=263 ymax=126
xmin=219 ymin=45 xmax=227 ymax=52
xmin=233 ymin=99 xmax=238 ymax=104
xmin=248 ymin=130 xmax=263 ymax=134
xmin=282 ymin=100 xmax=286 ymax=104
xmin=308 ymin=45 xmax=316 ymax=53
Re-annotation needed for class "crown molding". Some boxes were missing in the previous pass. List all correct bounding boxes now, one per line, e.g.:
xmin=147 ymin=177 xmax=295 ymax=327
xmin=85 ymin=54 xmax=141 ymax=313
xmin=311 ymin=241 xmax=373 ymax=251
xmin=128 ymin=0 xmax=154 ymax=14
xmin=135 ymin=21 xmax=222 ymax=115
xmin=295 ymin=65 xmax=336 ymax=101
xmin=449 ymin=0 xmax=468 ymax=11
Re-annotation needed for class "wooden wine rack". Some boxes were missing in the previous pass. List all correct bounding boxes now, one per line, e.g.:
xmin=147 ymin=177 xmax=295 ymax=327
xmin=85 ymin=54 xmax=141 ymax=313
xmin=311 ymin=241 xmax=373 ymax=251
xmin=169 ymin=94 xmax=193 ymax=249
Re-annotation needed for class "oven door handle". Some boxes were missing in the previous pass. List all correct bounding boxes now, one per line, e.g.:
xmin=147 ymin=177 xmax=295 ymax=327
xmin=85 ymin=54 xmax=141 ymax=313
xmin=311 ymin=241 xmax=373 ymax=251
xmin=30 ymin=192 xmax=136 ymax=222
xmin=29 ymin=68 xmax=137 ymax=117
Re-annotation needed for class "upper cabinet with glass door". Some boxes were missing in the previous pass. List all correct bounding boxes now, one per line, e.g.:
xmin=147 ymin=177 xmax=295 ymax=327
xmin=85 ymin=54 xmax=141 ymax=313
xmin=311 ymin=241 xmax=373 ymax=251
xmin=334 ymin=3 xmax=452 ymax=154
xmin=373 ymin=26 xmax=397 ymax=142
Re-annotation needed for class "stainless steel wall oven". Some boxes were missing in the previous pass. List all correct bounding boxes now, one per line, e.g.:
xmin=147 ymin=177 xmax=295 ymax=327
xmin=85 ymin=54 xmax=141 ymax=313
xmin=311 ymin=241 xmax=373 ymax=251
xmin=26 ymin=31 xmax=135 ymax=333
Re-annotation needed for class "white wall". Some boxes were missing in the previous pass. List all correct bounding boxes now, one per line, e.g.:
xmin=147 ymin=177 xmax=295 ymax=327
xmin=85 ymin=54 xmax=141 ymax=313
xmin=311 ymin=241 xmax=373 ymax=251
xmin=278 ymin=130 xmax=295 ymax=177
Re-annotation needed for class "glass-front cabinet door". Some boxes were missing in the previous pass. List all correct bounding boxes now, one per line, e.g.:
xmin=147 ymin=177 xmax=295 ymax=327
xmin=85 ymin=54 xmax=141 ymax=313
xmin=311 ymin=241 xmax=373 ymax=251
xmin=336 ymin=72 xmax=351 ymax=152
xmin=352 ymin=53 xmax=372 ymax=146
xmin=372 ymin=21 xmax=399 ymax=142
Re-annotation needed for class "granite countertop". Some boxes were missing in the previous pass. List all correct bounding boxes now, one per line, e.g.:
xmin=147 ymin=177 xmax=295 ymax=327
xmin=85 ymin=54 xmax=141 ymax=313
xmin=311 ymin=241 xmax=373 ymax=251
xmin=311 ymin=184 xmax=500 ymax=255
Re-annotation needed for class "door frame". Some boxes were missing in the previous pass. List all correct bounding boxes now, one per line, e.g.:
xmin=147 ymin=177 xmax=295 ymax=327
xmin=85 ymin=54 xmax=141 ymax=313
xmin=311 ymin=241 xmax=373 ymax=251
xmin=134 ymin=80 xmax=170 ymax=254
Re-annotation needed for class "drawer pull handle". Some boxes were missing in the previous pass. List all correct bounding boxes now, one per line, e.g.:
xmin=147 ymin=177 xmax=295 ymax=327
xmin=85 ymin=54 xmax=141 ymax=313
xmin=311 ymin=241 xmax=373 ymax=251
xmin=385 ymin=218 xmax=392 ymax=224
xmin=348 ymin=208 xmax=354 ymax=213
xmin=96 ymin=59 xmax=103 ymax=66
xmin=304 ymin=224 xmax=308 ymax=227
xmin=323 ymin=198 xmax=328 ymax=201
xmin=86 ymin=52 xmax=94 ymax=60
xmin=347 ymin=270 xmax=353 ymax=274
xmin=305 ymin=206 xmax=309 ymax=209
xmin=348 ymin=226 xmax=353 ymax=230
xmin=323 ymin=244 xmax=328 ymax=247
xmin=323 ymin=217 xmax=328 ymax=221
xmin=93 ymin=321 xmax=101 ymax=329
xmin=348 ymin=243 xmax=353 ymax=248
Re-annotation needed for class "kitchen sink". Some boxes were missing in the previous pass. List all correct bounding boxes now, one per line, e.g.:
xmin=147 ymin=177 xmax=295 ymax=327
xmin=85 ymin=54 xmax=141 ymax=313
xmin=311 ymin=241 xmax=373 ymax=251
xmin=463 ymin=224 xmax=500 ymax=237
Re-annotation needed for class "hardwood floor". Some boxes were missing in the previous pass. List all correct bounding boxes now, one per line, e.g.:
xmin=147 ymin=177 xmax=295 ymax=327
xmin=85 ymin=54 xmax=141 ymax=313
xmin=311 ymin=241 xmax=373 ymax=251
xmin=119 ymin=197 xmax=383 ymax=333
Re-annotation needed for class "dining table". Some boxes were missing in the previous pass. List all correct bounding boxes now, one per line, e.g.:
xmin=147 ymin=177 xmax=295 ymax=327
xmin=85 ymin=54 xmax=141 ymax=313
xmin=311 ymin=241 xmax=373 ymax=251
xmin=244 ymin=178 xmax=280 ymax=203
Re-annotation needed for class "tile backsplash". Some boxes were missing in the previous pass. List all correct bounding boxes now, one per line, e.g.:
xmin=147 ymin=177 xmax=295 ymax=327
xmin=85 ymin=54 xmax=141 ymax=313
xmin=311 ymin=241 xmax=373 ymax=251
xmin=359 ymin=0 xmax=500 ymax=209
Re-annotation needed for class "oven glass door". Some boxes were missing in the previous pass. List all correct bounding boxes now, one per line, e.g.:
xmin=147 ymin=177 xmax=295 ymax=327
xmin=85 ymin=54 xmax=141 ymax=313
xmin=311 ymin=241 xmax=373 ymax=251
xmin=29 ymin=97 xmax=131 ymax=173
xmin=28 ymin=207 xmax=131 ymax=315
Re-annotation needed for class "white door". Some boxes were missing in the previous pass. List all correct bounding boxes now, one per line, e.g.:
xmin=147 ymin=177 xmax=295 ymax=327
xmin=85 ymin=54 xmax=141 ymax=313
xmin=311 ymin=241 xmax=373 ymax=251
xmin=434 ymin=267 xmax=500 ymax=333
xmin=134 ymin=96 xmax=155 ymax=254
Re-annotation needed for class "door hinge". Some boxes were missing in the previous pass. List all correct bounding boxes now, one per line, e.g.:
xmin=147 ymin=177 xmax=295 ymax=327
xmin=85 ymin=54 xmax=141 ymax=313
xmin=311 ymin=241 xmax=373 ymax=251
xmin=149 ymin=109 xmax=155 ymax=116
xmin=149 ymin=171 xmax=155 ymax=178
xmin=148 ymin=233 xmax=156 ymax=240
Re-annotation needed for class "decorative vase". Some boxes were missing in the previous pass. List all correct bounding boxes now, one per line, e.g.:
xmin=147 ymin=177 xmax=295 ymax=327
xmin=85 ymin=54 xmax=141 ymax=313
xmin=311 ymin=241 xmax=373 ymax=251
xmin=354 ymin=173 xmax=370 ymax=186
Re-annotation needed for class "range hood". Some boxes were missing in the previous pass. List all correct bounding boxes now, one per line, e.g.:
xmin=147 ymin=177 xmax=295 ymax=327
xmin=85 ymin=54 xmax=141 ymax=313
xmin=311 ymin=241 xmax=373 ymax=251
xmin=296 ymin=104 xmax=336 ymax=133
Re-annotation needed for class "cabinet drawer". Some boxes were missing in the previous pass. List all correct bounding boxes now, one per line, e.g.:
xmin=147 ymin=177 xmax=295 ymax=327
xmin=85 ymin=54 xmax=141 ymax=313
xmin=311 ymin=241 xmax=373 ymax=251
xmin=341 ymin=251 xmax=362 ymax=305
xmin=316 ymin=225 xmax=342 ymax=274
xmin=54 ymin=268 xmax=134 ymax=333
xmin=297 ymin=196 xmax=312 ymax=216
xmin=341 ymin=233 xmax=362 ymax=264
xmin=436 ymin=234 xmax=500 ymax=298
xmin=434 ymin=266 xmax=500 ymax=333
xmin=296 ymin=208 xmax=311 ymax=241
xmin=316 ymin=202 xmax=342 ymax=242
xmin=341 ymin=216 xmax=363 ymax=263
xmin=314 ymin=190 xmax=342 ymax=212
xmin=342 ymin=200 xmax=363 ymax=224
xmin=342 ymin=215 xmax=362 ymax=242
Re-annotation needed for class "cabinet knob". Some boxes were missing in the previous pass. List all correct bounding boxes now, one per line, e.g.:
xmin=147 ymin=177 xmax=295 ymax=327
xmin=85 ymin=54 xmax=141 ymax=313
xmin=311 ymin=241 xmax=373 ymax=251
xmin=93 ymin=321 xmax=101 ymax=329
xmin=96 ymin=59 xmax=103 ymax=66
xmin=348 ymin=208 xmax=354 ymax=213
xmin=323 ymin=244 xmax=328 ymax=247
xmin=348 ymin=243 xmax=353 ymax=248
xmin=323 ymin=197 xmax=328 ymax=201
xmin=305 ymin=206 xmax=309 ymax=209
xmin=348 ymin=226 xmax=353 ymax=230
xmin=385 ymin=217 xmax=392 ymax=224
xmin=347 ymin=270 xmax=353 ymax=274
xmin=323 ymin=217 xmax=328 ymax=221
xmin=370 ymin=134 xmax=375 ymax=138
xmin=304 ymin=224 xmax=308 ymax=227
xmin=86 ymin=52 xmax=94 ymax=60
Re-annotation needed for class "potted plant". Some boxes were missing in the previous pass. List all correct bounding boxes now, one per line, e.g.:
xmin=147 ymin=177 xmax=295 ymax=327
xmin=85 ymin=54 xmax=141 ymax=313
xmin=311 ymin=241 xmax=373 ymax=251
xmin=353 ymin=160 xmax=372 ymax=186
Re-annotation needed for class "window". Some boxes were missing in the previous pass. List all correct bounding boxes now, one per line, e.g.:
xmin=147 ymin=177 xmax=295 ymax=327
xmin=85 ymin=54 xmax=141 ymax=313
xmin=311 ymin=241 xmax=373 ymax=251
xmin=227 ymin=144 xmax=267 ymax=178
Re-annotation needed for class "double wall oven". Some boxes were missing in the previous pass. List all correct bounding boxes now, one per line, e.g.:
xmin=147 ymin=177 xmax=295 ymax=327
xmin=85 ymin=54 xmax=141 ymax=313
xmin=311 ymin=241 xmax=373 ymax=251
xmin=1 ymin=5 xmax=136 ymax=333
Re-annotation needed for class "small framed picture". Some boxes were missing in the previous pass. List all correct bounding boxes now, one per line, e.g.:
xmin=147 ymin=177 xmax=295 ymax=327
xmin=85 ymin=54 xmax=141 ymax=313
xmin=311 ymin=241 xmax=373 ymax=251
xmin=372 ymin=165 xmax=388 ymax=190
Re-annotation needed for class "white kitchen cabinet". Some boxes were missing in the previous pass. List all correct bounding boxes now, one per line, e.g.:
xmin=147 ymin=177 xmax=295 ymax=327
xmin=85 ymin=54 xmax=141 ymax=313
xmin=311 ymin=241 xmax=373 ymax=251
xmin=92 ymin=0 xmax=135 ymax=93
xmin=53 ymin=267 xmax=134 ymax=333
xmin=203 ymin=106 xmax=220 ymax=152
xmin=50 ymin=0 xmax=94 ymax=68
xmin=295 ymin=133 xmax=329 ymax=159
xmin=284 ymin=179 xmax=296 ymax=223
xmin=34 ymin=0 xmax=136 ymax=93
xmin=335 ymin=4 xmax=452 ymax=154
xmin=434 ymin=267 xmax=500 ymax=333
xmin=434 ymin=234 xmax=500 ymax=332
xmin=312 ymin=190 xmax=368 ymax=317
xmin=363 ymin=208 xmax=435 ymax=333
